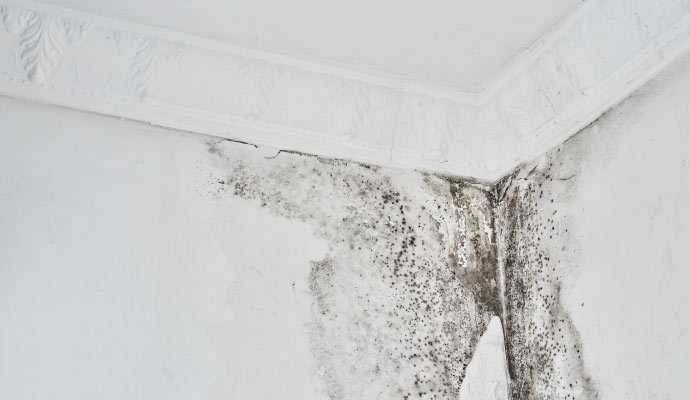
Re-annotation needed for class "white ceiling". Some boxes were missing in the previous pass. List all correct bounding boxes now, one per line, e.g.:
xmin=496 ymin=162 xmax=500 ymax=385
xmin=39 ymin=0 xmax=583 ymax=93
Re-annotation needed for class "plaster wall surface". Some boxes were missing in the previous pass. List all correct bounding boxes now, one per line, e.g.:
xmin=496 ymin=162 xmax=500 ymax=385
xmin=0 ymin=96 xmax=503 ymax=399
xmin=496 ymin=53 xmax=690 ymax=399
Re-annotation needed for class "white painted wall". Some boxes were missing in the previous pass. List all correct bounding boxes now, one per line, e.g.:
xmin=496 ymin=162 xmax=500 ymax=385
xmin=565 ymin=55 xmax=690 ymax=400
xmin=0 ymin=96 xmax=503 ymax=399
xmin=0 ymin=98 xmax=334 ymax=399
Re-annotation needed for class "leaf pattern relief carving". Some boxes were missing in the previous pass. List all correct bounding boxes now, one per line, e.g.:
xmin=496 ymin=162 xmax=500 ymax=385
xmin=0 ymin=5 xmax=89 ymax=83
xmin=420 ymin=98 xmax=460 ymax=162
xmin=545 ymin=29 xmax=593 ymax=96
xmin=0 ymin=4 xmax=19 ymax=32
xmin=235 ymin=59 xmax=280 ymax=122
xmin=330 ymin=80 xmax=371 ymax=141
xmin=116 ymin=31 xmax=155 ymax=99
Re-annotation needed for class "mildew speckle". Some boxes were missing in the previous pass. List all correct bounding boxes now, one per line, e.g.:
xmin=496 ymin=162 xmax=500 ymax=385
xmin=309 ymin=258 xmax=336 ymax=316
xmin=206 ymin=142 xmax=501 ymax=399
xmin=449 ymin=183 xmax=501 ymax=321
xmin=496 ymin=140 xmax=599 ymax=400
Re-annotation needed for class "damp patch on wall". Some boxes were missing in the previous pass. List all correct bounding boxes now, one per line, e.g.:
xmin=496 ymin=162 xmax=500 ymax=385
xmin=203 ymin=132 xmax=609 ymax=400
xmin=205 ymin=140 xmax=501 ymax=399
xmin=496 ymin=143 xmax=599 ymax=400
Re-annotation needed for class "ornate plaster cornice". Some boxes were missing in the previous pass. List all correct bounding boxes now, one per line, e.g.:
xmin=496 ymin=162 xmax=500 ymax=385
xmin=0 ymin=0 xmax=689 ymax=181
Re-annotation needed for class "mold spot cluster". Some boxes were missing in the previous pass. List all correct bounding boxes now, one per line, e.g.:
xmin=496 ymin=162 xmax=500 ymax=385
xmin=206 ymin=143 xmax=501 ymax=399
xmin=496 ymin=152 xmax=598 ymax=400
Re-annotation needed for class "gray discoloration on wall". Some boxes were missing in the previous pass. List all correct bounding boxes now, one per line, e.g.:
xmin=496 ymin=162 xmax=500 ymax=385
xmin=206 ymin=142 xmax=500 ymax=399
xmin=496 ymin=141 xmax=599 ymax=400
xmin=205 ymin=125 xmax=619 ymax=399
xmin=491 ymin=59 xmax=690 ymax=397
xmin=449 ymin=183 xmax=501 ymax=321
xmin=309 ymin=258 xmax=336 ymax=316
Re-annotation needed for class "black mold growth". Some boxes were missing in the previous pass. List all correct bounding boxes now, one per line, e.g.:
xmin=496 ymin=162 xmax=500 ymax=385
xmin=207 ymin=140 xmax=598 ymax=400
xmin=208 ymin=145 xmax=503 ymax=400
xmin=449 ymin=182 xmax=502 ymax=321
xmin=495 ymin=151 xmax=599 ymax=400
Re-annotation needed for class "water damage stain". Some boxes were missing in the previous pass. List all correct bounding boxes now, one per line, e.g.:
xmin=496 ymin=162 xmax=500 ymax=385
xmin=496 ymin=146 xmax=599 ymax=400
xmin=207 ymin=142 xmax=501 ymax=399
xmin=449 ymin=183 xmax=502 ymax=321
xmin=205 ymin=138 xmax=600 ymax=399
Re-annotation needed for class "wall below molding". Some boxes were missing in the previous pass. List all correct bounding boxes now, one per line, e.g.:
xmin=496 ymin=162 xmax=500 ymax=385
xmin=0 ymin=96 xmax=507 ymax=399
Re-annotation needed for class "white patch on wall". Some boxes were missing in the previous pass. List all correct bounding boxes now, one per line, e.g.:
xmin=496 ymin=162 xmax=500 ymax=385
xmin=459 ymin=317 xmax=509 ymax=400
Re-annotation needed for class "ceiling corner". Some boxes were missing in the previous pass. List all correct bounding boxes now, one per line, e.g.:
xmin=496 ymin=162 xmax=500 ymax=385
xmin=0 ymin=0 xmax=688 ymax=181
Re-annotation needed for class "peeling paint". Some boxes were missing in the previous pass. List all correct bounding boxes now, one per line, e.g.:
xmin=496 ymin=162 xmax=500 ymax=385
xmin=459 ymin=316 xmax=509 ymax=400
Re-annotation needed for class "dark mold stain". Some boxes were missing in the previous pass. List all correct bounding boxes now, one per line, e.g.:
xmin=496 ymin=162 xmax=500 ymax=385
xmin=309 ymin=257 xmax=336 ymax=316
xmin=205 ymin=137 xmax=601 ymax=399
xmin=449 ymin=183 xmax=501 ymax=321
xmin=207 ymin=144 xmax=502 ymax=399
xmin=496 ymin=148 xmax=599 ymax=400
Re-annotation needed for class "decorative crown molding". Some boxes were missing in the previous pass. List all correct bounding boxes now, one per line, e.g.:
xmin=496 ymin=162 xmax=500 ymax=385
xmin=0 ymin=0 xmax=689 ymax=181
